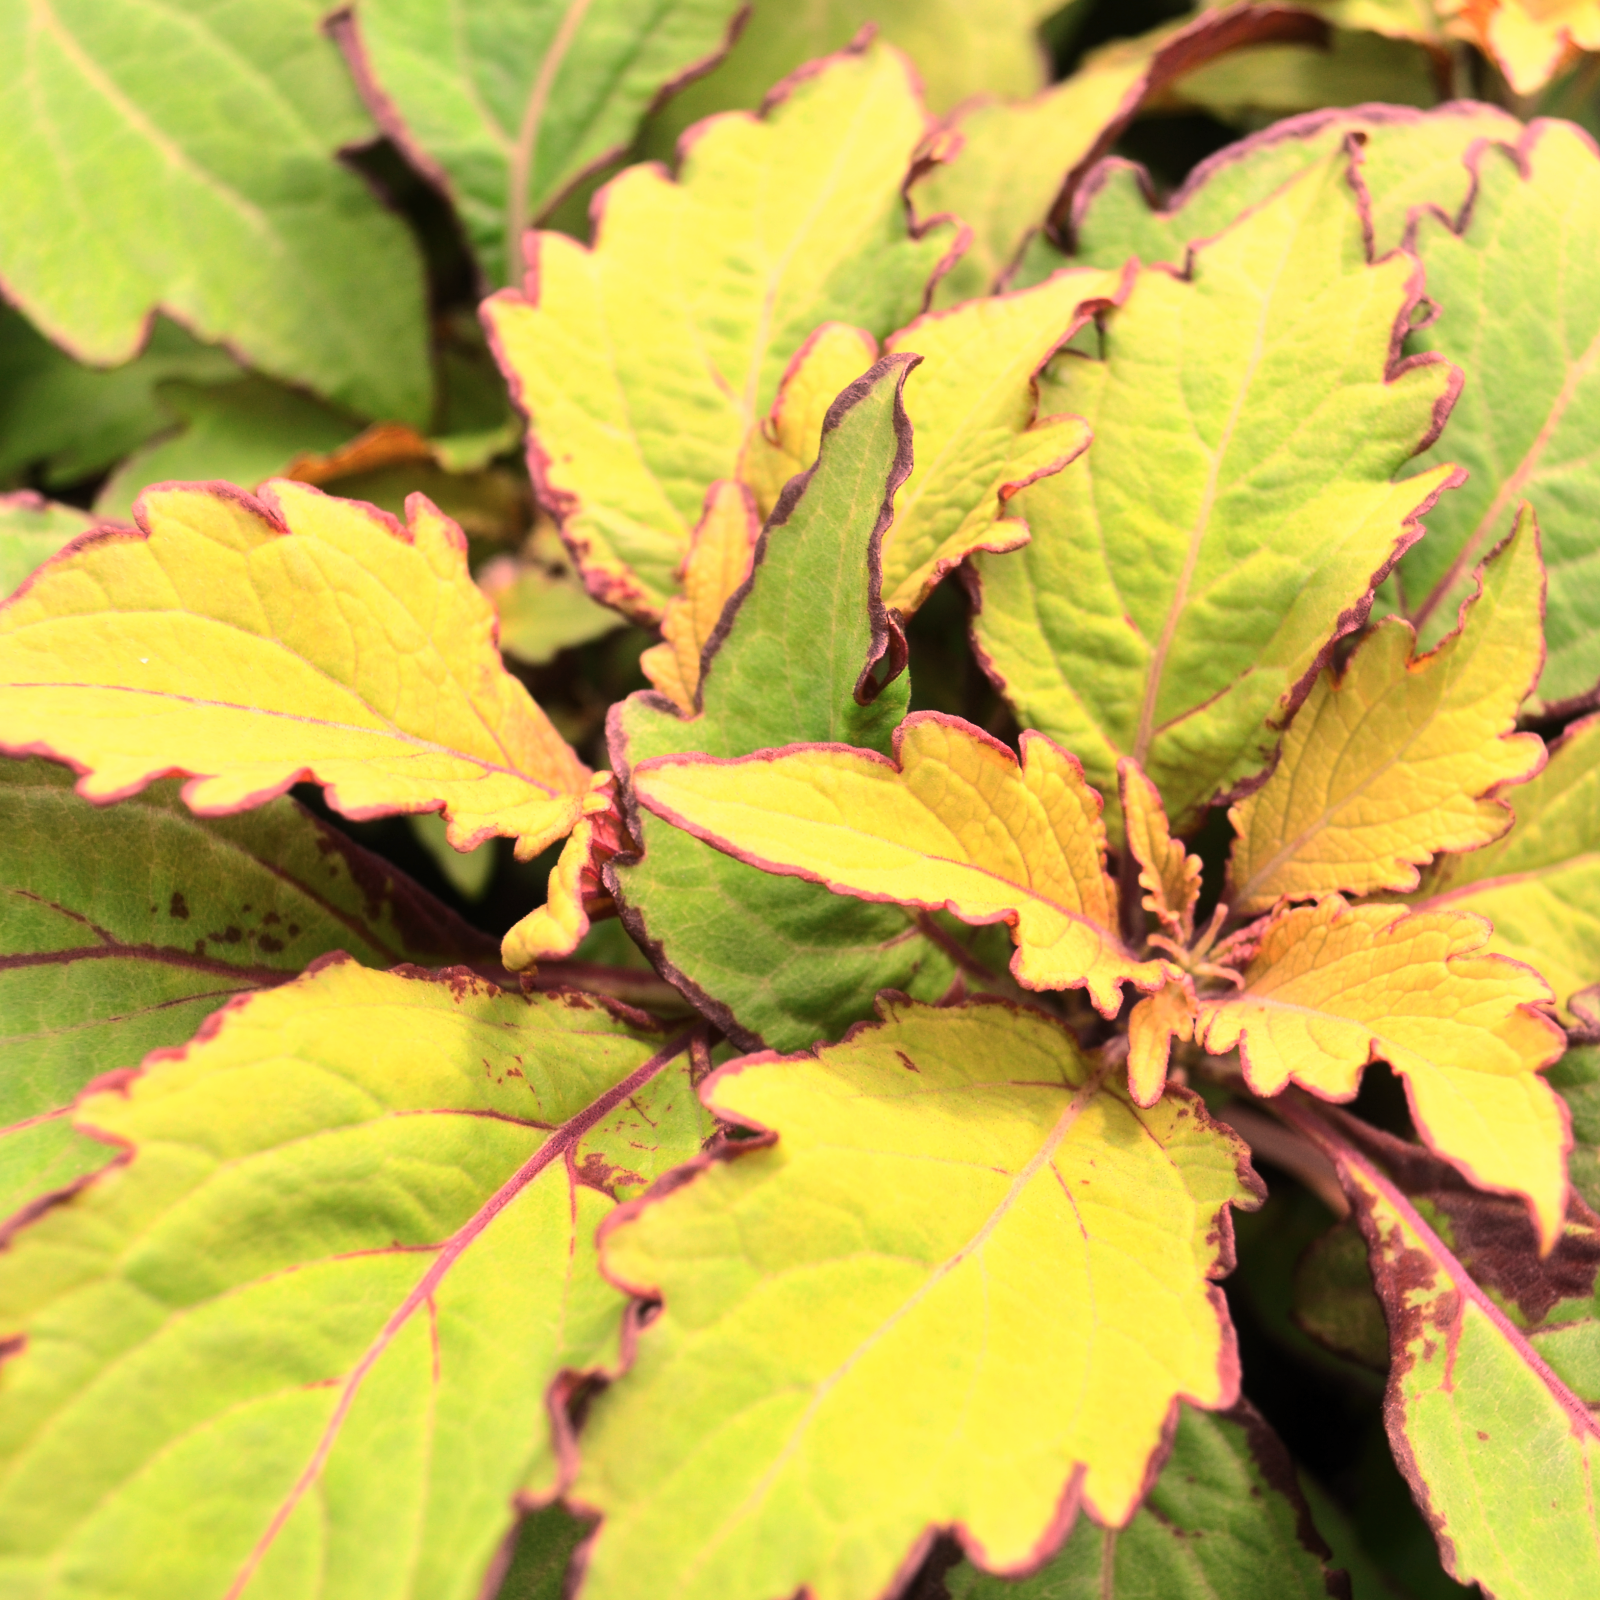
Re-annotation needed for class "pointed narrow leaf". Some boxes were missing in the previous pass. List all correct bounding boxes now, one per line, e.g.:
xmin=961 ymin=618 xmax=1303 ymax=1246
xmin=1197 ymin=896 xmax=1568 ymax=1248
xmin=0 ymin=963 xmax=706 ymax=1598
xmin=639 ymin=480 xmax=760 ymax=714
xmin=1284 ymin=1100 xmax=1600 ymax=1599
xmin=611 ymin=357 xmax=999 ymax=1050
xmin=635 ymin=713 xmax=1164 ymax=1015
xmin=330 ymin=0 xmax=744 ymax=285
xmin=1120 ymin=757 xmax=1200 ymax=937
xmin=0 ymin=755 xmax=490 ymax=1224
xmin=0 ymin=480 xmax=592 ymax=856
xmin=0 ymin=493 xmax=89 ymax=599
xmin=483 ymin=38 xmax=958 ymax=620
xmin=1229 ymin=508 xmax=1546 ymax=913
xmin=914 ymin=5 xmax=1330 ymax=306
xmin=971 ymin=143 xmax=1462 ymax=832
xmin=942 ymin=1401 xmax=1345 ymax=1600
xmin=1401 ymin=122 xmax=1600 ymax=709
xmin=1411 ymin=710 xmax=1600 ymax=1020
xmin=0 ymin=0 xmax=429 ymax=421
xmin=1071 ymin=101 xmax=1523 ymax=275
xmin=574 ymin=997 xmax=1262 ymax=1600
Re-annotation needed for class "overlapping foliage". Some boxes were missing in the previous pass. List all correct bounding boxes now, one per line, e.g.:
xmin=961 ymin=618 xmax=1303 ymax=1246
xmin=3 ymin=2 xmax=1600 ymax=1598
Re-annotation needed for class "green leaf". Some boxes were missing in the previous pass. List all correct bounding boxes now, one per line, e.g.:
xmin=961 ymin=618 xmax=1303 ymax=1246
xmin=1411 ymin=710 xmax=1600 ymax=1020
xmin=0 ymin=494 xmax=90 ymax=600
xmin=481 ymin=533 xmax=623 ymax=668
xmin=0 ymin=961 xmax=706 ymax=1596
xmin=0 ymin=309 xmax=238 ymax=488
xmin=92 ymin=376 xmax=362 ymax=520
xmin=483 ymin=37 xmax=958 ymax=619
xmin=1285 ymin=1100 xmax=1600 ymax=1600
xmin=0 ymin=0 xmax=431 ymax=422
xmin=941 ymin=1401 xmax=1345 ymax=1600
xmin=1398 ymin=121 xmax=1600 ymax=710
xmin=970 ymin=142 xmax=1461 ymax=831
xmin=914 ymin=6 xmax=1332 ymax=307
xmin=329 ymin=0 xmax=743 ymax=287
xmin=1551 ymin=1043 xmax=1600 ymax=1215
xmin=1293 ymin=1217 xmax=1391 ymax=1371
xmin=574 ymin=996 xmax=1263 ymax=1600
xmin=645 ymin=0 xmax=1063 ymax=139
xmin=610 ymin=356 xmax=997 ymax=1049
xmin=0 ymin=755 xmax=491 ymax=1224
xmin=1067 ymin=101 xmax=1523 ymax=278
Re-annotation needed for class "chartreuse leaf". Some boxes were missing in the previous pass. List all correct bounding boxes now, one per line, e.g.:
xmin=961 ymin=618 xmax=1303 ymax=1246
xmin=915 ymin=6 xmax=1330 ymax=307
xmin=1198 ymin=896 xmax=1569 ymax=1249
xmin=1228 ymin=507 xmax=1546 ymax=914
xmin=640 ymin=481 xmax=761 ymax=714
xmin=942 ymin=1401 xmax=1344 ymax=1600
xmin=610 ymin=357 xmax=1004 ymax=1050
xmin=329 ymin=0 xmax=742 ymax=286
xmin=480 ymin=521 xmax=623 ymax=669
xmin=1069 ymin=102 xmax=1523 ymax=276
xmin=1120 ymin=758 xmax=1201 ymax=939
xmin=0 ymin=0 xmax=430 ymax=423
xmin=483 ymin=38 xmax=957 ymax=620
xmin=739 ymin=267 xmax=1116 ymax=615
xmin=970 ymin=143 xmax=1461 ymax=834
xmin=1285 ymin=1100 xmax=1600 ymax=1599
xmin=0 ymin=479 xmax=594 ymax=864
xmin=0 ymin=961 xmax=706 ymax=1598
xmin=574 ymin=997 xmax=1263 ymax=1600
xmin=1443 ymin=0 xmax=1600 ymax=93
xmin=0 ymin=755 xmax=489 ymax=1226
xmin=1411 ymin=711 xmax=1600 ymax=1020
xmin=1399 ymin=122 xmax=1600 ymax=710
xmin=634 ymin=713 xmax=1165 ymax=1015
xmin=0 ymin=494 xmax=89 ymax=599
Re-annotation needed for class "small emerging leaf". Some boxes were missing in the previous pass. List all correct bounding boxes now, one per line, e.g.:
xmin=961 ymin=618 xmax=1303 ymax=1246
xmin=634 ymin=713 xmax=1165 ymax=1015
xmin=1120 ymin=757 xmax=1201 ymax=939
xmin=0 ymin=480 xmax=591 ymax=859
xmin=1442 ymin=0 xmax=1600 ymax=93
xmin=639 ymin=480 xmax=761 ymax=713
xmin=574 ymin=997 xmax=1262 ymax=1600
xmin=1198 ymin=896 xmax=1568 ymax=1249
xmin=483 ymin=38 xmax=957 ymax=619
xmin=1229 ymin=506 xmax=1546 ymax=913
xmin=0 ymin=962 xmax=707 ymax=1598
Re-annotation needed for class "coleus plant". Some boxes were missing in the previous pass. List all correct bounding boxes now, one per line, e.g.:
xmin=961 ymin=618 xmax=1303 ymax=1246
xmin=3 ymin=9 xmax=1600 ymax=1600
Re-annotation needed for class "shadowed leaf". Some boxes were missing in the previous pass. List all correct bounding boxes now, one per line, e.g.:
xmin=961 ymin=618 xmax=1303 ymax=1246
xmin=329 ymin=0 xmax=744 ymax=287
xmin=574 ymin=997 xmax=1262 ymax=1600
xmin=0 ymin=0 xmax=430 ymax=421
xmin=0 ymin=962 xmax=706 ymax=1598
xmin=0 ymin=756 xmax=491 ymax=1224
xmin=0 ymin=494 xmax=89 ymax=600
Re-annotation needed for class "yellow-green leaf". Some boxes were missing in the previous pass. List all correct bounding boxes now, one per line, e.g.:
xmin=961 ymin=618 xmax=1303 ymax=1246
xmin=480 ymin=520 xmax=623 ymax=668
xmin=1412 ymin=709 xmax=1600 ymax=1021
xmin=971 ymin=141 xmax=1463 ymax=834
xmin=0 ymin=492 xmax=89 ymax=599
xmin=1129 ymin=971 xmax=1198 ymax=1109
xmin=483 ymin=38 xmax=957 ymax=621
xmin=914 ymin=6 xmax=1331 ymax=307
xmin=0 ymin=480 xmax=591 ymax=858
xmin=633 ymin=712 xmax=1164 ymax=1014
xmin=1229 ymin=505 xmax=1547 ymax=913
xmin=0 ymin=961 xmax=707 ymax=1598
xmin=639 ymin=480 xmax=760 ymax=714
xmin=1198 ymin=896 xmax=1568 ymax=1249
xmin=574 ymin=997 xmax=1263 ymax=1600
xmin=1120 ymin=756 xmax=1201 ymax=939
